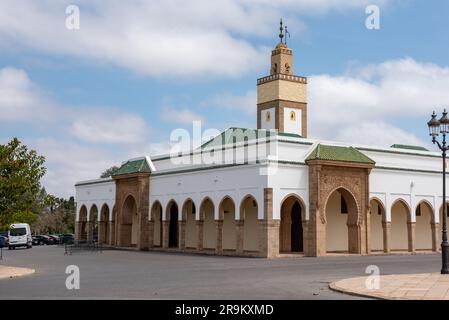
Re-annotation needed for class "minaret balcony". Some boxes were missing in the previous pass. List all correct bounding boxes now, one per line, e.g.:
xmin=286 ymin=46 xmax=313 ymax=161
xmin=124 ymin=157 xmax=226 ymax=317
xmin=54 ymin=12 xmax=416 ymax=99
xmin=257 ymin=73 xmax=307 ymax=85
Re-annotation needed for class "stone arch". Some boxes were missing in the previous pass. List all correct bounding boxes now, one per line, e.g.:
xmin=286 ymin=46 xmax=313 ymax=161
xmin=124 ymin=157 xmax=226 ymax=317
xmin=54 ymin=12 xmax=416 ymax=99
xmin=166 ymin=200 xmax=179 ymax=248
xmin=219 ymin=196 xmax=236 ymax=251
xmin=98 ymin=203 xmax=109 ymax=244
xmin=117 ymin=194 xmax=139 ymax=247
xmin=88 ymin=204 xmax=99 ymax=242
xmin=78 ymin=205 xmax=88 ymax=240
xmin=239 ymin=195 xmax=259 ymax=252
xmin=151 ymin=201 xmax=163 ymax=247
xmin=415 ymin=200 xmax=434 ymax=251
xmin=181 ymin=198 xmax=197 ymax=249
xmin=390 ymin=199 xmax=411 ymax=251
xmin=324 ymin=187 xmax=360 ymax=253
xmin=369 ymin=197 xmax=386 ymax=252
xmin=280 ymin=194 xmax=306 ymax=253
xmin=199 ymin=197 xmax=215 ymax=250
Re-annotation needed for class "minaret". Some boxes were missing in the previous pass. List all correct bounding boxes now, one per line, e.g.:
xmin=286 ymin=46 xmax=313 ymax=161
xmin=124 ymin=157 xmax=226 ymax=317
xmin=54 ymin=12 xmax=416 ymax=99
xmin=257 ymin=19 xmax=308 ymax=137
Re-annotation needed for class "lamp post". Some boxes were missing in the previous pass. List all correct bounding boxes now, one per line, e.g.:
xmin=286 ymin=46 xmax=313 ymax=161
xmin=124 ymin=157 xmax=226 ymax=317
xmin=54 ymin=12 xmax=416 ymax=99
xmin=428 ymin=109 xmax=449 ymax=274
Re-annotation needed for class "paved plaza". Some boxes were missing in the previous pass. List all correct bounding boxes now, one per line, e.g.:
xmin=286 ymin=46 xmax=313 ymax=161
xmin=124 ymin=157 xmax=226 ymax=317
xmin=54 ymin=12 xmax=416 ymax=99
xmin=0 ymin=246 xmax=442 ymax=299
xmin=331 ymin=272 xmax=449 ymax=300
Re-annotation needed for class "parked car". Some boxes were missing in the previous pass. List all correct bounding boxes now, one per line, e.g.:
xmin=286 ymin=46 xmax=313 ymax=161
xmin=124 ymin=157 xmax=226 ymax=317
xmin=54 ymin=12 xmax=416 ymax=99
xmin=32 ymin=235 xmax=53 ymax=245
xmin=59 ymin=234 xmax=75 ymax=244
xmin=47 ymin=234 xmax=60 ymax=244
xmin=8 ymin=223 xmax=32 ymax=249
xmin=0 ymin=235 xmax=8 ymax=248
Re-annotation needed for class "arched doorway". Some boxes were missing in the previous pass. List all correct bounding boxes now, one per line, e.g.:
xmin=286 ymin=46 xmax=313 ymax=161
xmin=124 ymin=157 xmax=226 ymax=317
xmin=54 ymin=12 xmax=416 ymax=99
xmin=88 ymin=205 xmax=98 ymax=242
xmin=369 ymin=198 xmax=385 ymax=252
xmin=78 ymin=205 xmax=88 ymax=240
xmin=119 ymin=195 xmax=138 ymax=247
xmin=415 ymin=201 xmax=433 ymax=251
xmin=151 ymin=202 xmax=163 ymax=247
xmin=200 ymin=198 xmax=215 ymax=250
xmin=182 ymin=199 xmax=197 ymax=249
xmin=325 ymin=188 xmax=359 ymax=253
xmin=391 ymin=199 xmax=410 ymax=251
xmin=240 ymin=195 xmax=259 ymax=252
xmin=219 ymin=197 xmax=236 ymax=251
xmin=99 ymin=204 xmax=109 ymax=244
xmin=166 ymin=201 xmax=179 ymax=248
xmin=280 ymin=195 xmax=305 ymax=253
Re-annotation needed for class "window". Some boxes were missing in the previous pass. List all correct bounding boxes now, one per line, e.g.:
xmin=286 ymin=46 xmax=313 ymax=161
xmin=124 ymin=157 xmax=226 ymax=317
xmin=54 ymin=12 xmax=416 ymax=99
xmin=266 ymin=111 xmax=271 ymax=122
xmin=341 ymin=195 xmax=348 ymax=214
xmin=9 ymin=228 xmax=26 ymax=236
xmin=290 ymin=111 xmax=296 ymax=121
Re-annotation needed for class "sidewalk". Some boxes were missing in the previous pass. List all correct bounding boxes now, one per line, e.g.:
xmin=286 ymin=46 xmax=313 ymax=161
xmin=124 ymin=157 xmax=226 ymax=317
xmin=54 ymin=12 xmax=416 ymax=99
xmin=330 ymin=273 xmax=449 ymax=300
xmin=0 ymin=265 xmax=35 ymax=280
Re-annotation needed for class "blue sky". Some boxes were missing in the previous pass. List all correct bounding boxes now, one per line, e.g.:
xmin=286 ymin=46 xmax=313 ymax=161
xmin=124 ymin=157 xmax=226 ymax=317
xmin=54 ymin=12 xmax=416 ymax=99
xmin=0 ymin=0 xmax=449 ymax=197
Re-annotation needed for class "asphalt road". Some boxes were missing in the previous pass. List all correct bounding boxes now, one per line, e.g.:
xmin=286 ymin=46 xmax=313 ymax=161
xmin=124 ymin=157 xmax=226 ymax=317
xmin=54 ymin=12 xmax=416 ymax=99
xmin=0 ymin=246 xmax=441 ymax=299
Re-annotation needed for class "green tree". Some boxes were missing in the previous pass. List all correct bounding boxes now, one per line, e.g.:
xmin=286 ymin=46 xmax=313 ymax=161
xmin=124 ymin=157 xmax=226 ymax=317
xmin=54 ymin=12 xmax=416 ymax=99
xmin=100 ymin=165 xmax=119 ymax=178
xmin=0 ymin=138 xmax=46 ymax=228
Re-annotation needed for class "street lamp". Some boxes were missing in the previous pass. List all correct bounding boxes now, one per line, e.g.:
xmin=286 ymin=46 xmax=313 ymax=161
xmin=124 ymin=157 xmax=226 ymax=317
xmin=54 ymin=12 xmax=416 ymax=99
xmin=428 ymin=109 xmax=449 ymax=274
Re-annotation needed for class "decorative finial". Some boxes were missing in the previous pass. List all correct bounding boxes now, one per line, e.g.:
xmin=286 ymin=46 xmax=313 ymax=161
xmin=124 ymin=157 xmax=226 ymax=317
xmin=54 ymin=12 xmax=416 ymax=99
xmin=279 ymin=18 xmax=284 ymax=43
xmin=285 ymin=25 xmax=291 ymax=46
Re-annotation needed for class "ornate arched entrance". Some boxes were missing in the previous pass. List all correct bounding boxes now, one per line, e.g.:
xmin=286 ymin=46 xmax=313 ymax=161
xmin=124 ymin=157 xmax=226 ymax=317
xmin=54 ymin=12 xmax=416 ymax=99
xmin=77 ymin=205 xmax=88 ymax=240
xmin=118 ymin=195 xmax=138 ymax=247
xmin=325 ymin=188 xmax=359 ymax=253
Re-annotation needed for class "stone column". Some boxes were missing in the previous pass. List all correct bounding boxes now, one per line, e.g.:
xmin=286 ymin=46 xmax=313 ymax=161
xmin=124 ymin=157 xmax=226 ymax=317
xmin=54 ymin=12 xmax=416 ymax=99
xmin=108 ymin=221 xmax=115 ymax=245
xmin=215 ymin=219 xmax=223 ymax=255
xmin=98 ymin=221 xmax=106 ymax=244
xmin=259 ymin=188 xmax=279 ymax=258
xmin=148 ymin=220 xmax=154 ymax=248
xmin=407 ymin=222 xmax=416 ymax=253
xmin=196 ymin=220 xmax=204 ymax=251
xmin=162 ymin=221 xmax=170 ymax=248
xmin=74 ymin=221 xmax=83 ymax=240
xmin=432 ymin=222 xmax=440 ymax=252
xmin=86 ymin=221 xmax=93 ymax=242
xmin=382 ymin=221 xmax=391 ymax=253
xmin=347 ymin=224 xmax=361 ymax=254
xmin=179 ymin=221 xmax=186 ymax=250
xmin=236 ymin=220 xmax=244 ymax=255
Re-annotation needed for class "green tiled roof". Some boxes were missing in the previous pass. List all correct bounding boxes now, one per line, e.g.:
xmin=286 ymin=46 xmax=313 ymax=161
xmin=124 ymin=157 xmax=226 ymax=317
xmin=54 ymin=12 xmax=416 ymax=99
xmin=306 ymin=144 xmax=375 ymax=164
xmin=390 ymin=144 xmax=428 ymax=152
xmin=200 ymin=127 xmax=302 ymax=149
xmin=201 ymin=127 xmax=276 ymax=149
xmin=113 ymin=158 xmax=151 ymax=176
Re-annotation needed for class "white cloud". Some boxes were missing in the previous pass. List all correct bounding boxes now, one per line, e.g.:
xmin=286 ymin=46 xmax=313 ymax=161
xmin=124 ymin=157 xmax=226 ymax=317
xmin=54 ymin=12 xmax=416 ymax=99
xmin=309 ymin=58 xmax=449 ymax=147
xmin=71 ymin=112 xmax=148 ymax=144
xmin=160 ymin=106 xmax=204 ymax=125
xmin=0 ymin=67 xmax=58 ymax=122
xmin=205 ymin=90 xmax=256 ymax=115
xmin=0 ymin=0 xmax=391 ymax=78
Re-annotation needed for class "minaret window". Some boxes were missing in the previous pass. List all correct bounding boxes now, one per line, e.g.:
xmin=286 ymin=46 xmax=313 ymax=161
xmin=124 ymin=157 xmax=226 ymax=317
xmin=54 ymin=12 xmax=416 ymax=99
xmin=266 ymin=111 xmax=271 ymax=122
xmin=290 ymin=111 xmax=296 ymax=121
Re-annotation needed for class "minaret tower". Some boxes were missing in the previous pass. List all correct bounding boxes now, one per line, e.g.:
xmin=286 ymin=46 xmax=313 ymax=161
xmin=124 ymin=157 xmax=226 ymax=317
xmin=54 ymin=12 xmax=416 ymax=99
xmin=257 ymin=19 xmax=308 ymax=137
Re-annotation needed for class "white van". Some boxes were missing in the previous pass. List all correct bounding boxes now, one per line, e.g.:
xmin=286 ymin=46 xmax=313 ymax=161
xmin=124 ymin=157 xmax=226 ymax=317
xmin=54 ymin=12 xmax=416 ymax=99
xmin=8 ymin=223 xmax=32 ymax=250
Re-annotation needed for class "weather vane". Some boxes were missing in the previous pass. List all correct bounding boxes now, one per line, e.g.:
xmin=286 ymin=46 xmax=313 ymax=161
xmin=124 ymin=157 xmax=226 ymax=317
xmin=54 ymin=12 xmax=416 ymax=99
xmin=285 ymin=25 xmax=291 ymax=45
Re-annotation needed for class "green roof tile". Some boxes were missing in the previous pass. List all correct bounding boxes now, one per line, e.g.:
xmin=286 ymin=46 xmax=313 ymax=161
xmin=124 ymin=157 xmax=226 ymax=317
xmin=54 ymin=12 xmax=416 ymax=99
xmin=113 ymin=158 xmax=151 ymax=176
xmin=200 ymin=127 xmax=302 ymax=149
xmin=390 ymin=144 xmax=428 ymax=151
xmin=306 ymin=144 xmax=375 ymax=164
